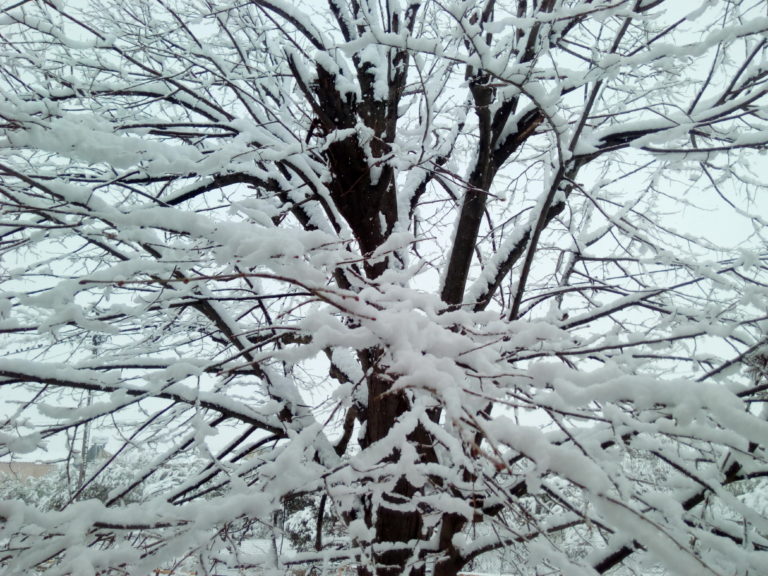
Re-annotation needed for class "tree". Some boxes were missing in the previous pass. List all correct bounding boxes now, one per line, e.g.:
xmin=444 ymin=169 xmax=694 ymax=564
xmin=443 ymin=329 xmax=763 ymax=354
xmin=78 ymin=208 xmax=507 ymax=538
xmin=1 ymin=0 xmax=767 ymax=575
xmin=0 ymin=447 xmax=192 ymax=511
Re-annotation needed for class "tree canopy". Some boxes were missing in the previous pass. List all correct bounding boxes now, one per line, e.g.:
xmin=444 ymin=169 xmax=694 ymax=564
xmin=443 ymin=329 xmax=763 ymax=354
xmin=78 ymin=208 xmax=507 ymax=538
xmin=1 ymin=1 xmax=767 ymax=575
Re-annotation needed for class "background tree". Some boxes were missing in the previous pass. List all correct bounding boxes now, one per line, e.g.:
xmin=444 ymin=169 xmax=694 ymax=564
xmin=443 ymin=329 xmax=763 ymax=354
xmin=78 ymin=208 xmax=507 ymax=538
xmin=0 ymin=447 xmax=197 ymax=510
xmin=1 ymin=1 xmax=767 ymax=575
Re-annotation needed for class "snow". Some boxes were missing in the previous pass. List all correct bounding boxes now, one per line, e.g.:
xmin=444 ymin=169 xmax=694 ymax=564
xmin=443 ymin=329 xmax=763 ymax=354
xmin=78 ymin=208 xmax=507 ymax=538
xmin=2 ymin=1 xmax=768 ymax=575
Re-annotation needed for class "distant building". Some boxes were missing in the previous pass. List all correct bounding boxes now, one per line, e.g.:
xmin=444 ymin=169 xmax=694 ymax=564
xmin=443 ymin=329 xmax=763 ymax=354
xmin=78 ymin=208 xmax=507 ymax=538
xmin=86 ymin=442 xmax=109 ymax=463
xmin=0 ymin=442 xmax=110 ymax=481
xmin=0 ymin=460 xmax=55 ymax=479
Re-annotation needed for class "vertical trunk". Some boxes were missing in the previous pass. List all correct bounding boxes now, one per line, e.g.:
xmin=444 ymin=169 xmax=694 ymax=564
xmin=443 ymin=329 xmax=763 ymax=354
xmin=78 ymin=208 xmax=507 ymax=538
xmin=356 ymin=364 xmax=466 ymax=576
xmin=354 ymin=357 xmax=426 ymax=576
xmin=313 ymin=9 xmax=469 ymax=568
